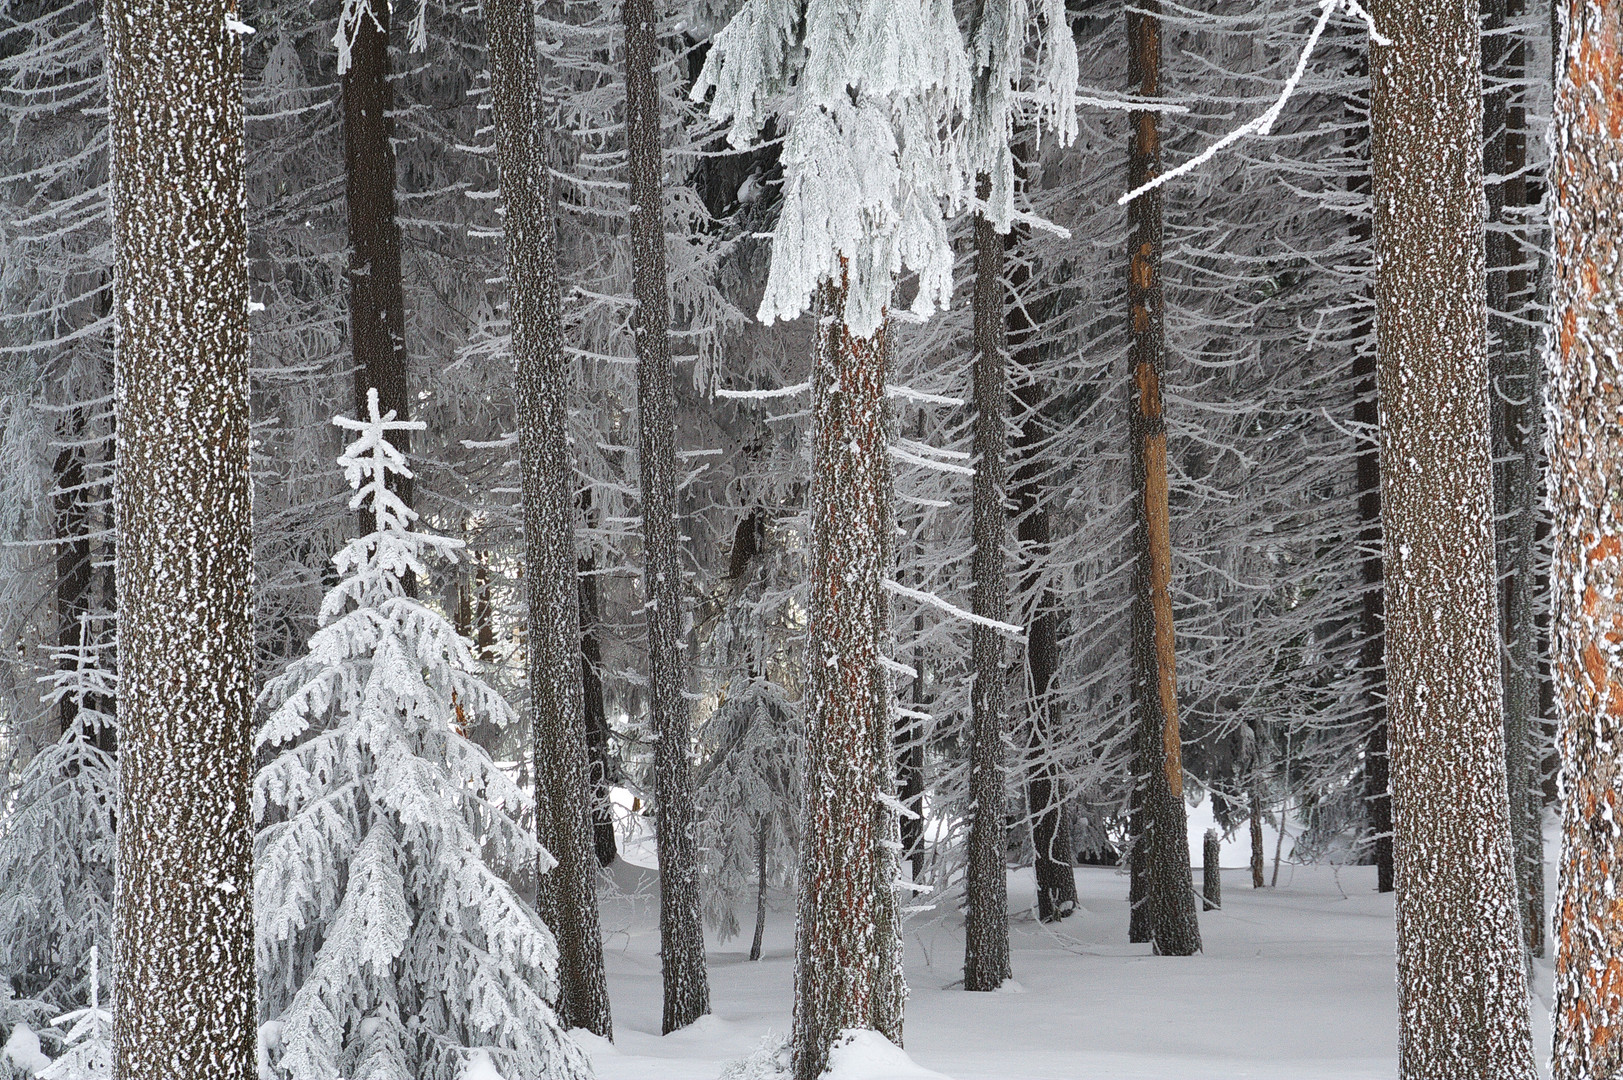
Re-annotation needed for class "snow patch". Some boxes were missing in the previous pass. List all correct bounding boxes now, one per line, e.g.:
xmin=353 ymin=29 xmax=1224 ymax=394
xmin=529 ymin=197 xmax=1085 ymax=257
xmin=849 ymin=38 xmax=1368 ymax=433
xmin=2 ymin=1024 xmax=49 ymax=1074
xmin=826 ymin=1031 xmax=952 ymax=1080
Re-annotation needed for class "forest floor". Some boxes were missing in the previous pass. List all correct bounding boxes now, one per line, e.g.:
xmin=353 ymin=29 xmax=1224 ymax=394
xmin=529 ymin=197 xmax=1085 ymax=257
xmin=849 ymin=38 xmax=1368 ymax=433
xmin=584 ymin=837 xmax=1560 ymax=1080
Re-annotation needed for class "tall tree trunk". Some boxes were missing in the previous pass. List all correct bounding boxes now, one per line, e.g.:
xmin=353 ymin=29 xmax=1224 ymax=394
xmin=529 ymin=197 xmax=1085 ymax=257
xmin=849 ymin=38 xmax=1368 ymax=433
xmin=793 ymin=281 xmax=904 ymax=1080
xmin=1484 ymin=0 xmax=1544 ymax=961
xmin=579 ymin=548 xmax=620 ymax=868
xmin=106 ymin=0 xmax=255 ymax=1070
xmin=342 ymin=2 xmax=412 ymax=535
xmin=1548 ymin=0 xmax=1623 ymax=1073
xmin=1126 ymin=0 xmax=1201 ymax=958
xmin=1369 ymin=0 xmax=1537 ymax=1071
xmin=486 ymin=0 xmax=613 ymax=1037
xmin=622 ymin=0 xmax=709 ymax=1031
xmin=52 ymin=409 xmax=92 ymax=740
xmin=1345 ymin=62 xmax=1393 ymax=895
xmin=1006 ymin=166 xmax=1078 ymax=927
xmin=1249 ymin=788 xmax=1264 ymax=888
xmin=963 ymin=193 xmax=1012 ymax=992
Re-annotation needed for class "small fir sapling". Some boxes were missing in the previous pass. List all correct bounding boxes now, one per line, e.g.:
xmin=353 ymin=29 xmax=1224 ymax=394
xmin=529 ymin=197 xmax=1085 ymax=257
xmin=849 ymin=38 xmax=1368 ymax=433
xmin=253 ymin=392 xmax=591 ymax=1080
xmin=37 ymin=946 xmax=111 ymax=1080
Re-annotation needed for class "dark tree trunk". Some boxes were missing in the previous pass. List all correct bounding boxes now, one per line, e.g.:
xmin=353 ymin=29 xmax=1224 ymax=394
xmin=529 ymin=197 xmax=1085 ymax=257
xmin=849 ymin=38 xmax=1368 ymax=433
xmin=792 ymin=281 xmax=904 ymax=1080
xmin=342 ymin=2 xmax=412 ymax=538
xmin=1369 ymin=0 xmax=1537 ymax=1069
xmin=486 ymin=0 xmax=612 ymax=1036
xmin=1483 ymin=0 xmax=1544 ymax=961
xmin=622 ymin=0 xmax=709 ymax=1031
xmin=579 ymin=549 xmax=619 ymax=868
xmin=750 ymin=817 xmax=769 ymax=962
xmin=1006 ymin=151 xmax=1078 ymax=927
xmin=1547 ymin=0 xmax=1623 ymax=1072
xmin=52 ymin=409 xmax=93 ymax=740
xmin=899 ymin=603 xmax=928 ymax=882
xmin=106 ymin=0 xmax=256 ymax=1069
xmin=1249 ymin=789 xmax=1264 ymax=888
xmin=964 ymin=192 xmax=1012 ymax=992
xmin=1202 ymin=830 xmax=1220 ymax=912
xmin=1126 ymin=0 xmax=1200 ymax=958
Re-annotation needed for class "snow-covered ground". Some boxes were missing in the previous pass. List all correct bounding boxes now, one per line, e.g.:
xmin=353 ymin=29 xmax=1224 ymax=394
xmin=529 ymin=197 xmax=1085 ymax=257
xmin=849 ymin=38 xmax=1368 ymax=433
xmin=586 ymin=836 xmax=1559 ymax=1080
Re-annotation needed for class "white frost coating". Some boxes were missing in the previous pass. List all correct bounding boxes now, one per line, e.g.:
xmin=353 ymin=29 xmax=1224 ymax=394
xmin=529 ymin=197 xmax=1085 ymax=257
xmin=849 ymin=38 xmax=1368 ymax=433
xmin=253 ymin=393 xmax=590 ymax=1080
xmin=692 ymin=0 xmax=970 ymax=336
xmin=332 ymin=0 xmax=425 ymax=74
xmin=38 ymin=947 xmax=113 ymax=1080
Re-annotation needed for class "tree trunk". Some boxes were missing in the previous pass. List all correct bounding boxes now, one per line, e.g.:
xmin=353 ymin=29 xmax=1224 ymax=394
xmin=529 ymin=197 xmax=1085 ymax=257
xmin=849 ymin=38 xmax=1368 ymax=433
xmin=964 ymin=195 xmax=1012 ymax=992
xmin=342 ymin=1 xmax=413 ymax=535
xmin=1249 ymin=789 xmax=1264 ymax=888
xmin=1126 ymin=0 xmax=1201 ymax=958
xmin=106 ymin=0 xmax=256 ymax=1070
xmin=899 ymin=599 xmax=927 ymax=882
xmin=793 ymin=281 xmax=904 ymax=1080
xmin=486 ymin=0 xmax=613 ymax=1037
xmin=622 ymin=0 xmax=710 ymax=1032
xmin=1369 ymin=0 xmax=1537 ymax=1070
xmin=52 ymin=409 xmax=93 ymax=740
xmin=579 ymin=548 xmax=619 ymax=868
xmin=1548 ymin=0 xmax=1623 ymax=1073
xmin=1006 ymin=161 xmax=1078 ymax=927
xmin=750 ymin=817 xmax=769 ymax=962
xmin=1202 ymin=830 xmax=1220 ymax=912
xmin=1484 ymin=0 xmax=1544 ymax=961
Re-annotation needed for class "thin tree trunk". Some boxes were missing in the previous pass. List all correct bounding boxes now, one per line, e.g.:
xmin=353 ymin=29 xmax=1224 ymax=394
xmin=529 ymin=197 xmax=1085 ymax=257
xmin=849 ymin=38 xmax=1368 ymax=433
xmin=899 ymin=594 xmax=927 ymax=882
xmin=52 ymin=409 xmax=92 ymax=740
xmin=622 ymin=0 xmax=710 ymax=1031
xmin=1202 ymin=830 xmax=1220 ymax=912
xmin=486 ymin=0 xmax=612 ymax=1036
xmin=1548 ymin=0 xmax=1623 ymax=1072
xmin=1007 ymin=157 xmax=1078 ymax=927
xmin=106 ymin=0 xmax=255 ymax=1069
xmin=1126 ymin=0 xmax=1200 ymax=958
xmin=342 ymin=1 xmax=412 ymax=534
xmin=964 ymin=193 xmax=1012 ymax=992
xmin=1249 ymin=789 xmax=1264 ymax=888
xmin=1485 ymin=0 xmax=1544 ymax=961
xmin=579 ymin=549 xmax=619 ymax=868
xmin=793 ymin=280 xmax=904 ymax=1080
xmin=1369 ymin=0 xmax=1537 ymax=1069
xmin=750 ymin=817 xmax=769 ymax=962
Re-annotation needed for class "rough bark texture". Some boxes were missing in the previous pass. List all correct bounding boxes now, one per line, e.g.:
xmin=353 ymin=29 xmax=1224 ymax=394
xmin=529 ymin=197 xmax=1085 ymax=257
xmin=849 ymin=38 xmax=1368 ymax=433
xmin=622 ymin=0 xmax=710 ymax=1032
xmin=793 ymin=281 xmax=904 ymax=1080
xmin=1484 ymin=0 xmax=1545 ymax=961
xmin=1248 ymin=790 xmax=1265 ymax=888
xmin=106 ymin=0 xmax=256 ymax=1071
xmin=342 ymin=1 xmax=412 ymax=529
xmin=486 ymin=0 xmax=613 ymax=1036
xmin=964 ymin=200 xmax=1012 ymax=991
xmin=1126 ymin=0 xmax=1201 ymax=958
xmin=1202 ymin=830 xmax=1220 ymax=912
xmin=1549 ymin=0 xmax=1623 ymax=1073
xmin=1369 ymin=0 xmax=1538 ymax=1072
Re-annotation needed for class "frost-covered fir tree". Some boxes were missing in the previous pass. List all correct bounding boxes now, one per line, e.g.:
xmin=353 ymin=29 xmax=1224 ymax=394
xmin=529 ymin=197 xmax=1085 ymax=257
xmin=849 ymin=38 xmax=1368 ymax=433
xmin=37 ymin=947 xmax=111 ymax=1080
xmin=254 ymin=392 xmax=591 ymax=1080
xmin=0 ymin=617 xmax=115 ymax=1013
xmin=695 ymin=0 xmax=973 ymax=1073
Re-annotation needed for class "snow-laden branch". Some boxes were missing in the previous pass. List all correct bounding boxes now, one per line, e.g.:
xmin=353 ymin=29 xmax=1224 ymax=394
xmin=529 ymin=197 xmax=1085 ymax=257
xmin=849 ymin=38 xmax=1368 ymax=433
xmin=884 ymin=578 xmax=1028 ymax=640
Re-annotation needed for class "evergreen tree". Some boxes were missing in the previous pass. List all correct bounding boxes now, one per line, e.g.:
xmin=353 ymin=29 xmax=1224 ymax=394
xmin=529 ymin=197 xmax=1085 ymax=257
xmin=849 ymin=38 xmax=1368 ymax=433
xmin=255 ymin=393 xmax=591 ymax=1080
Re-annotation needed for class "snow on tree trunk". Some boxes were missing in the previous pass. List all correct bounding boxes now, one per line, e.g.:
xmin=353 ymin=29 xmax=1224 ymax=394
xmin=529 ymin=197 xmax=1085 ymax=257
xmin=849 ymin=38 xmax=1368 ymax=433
xmin=340 ymin=0 xmax=413 ymax=533
xmin=485 ymin=0 xmax=613 ymax=1036
xmin=963 ymin=194 xmax=1012 ymax=992
xmin=622 ymin=0 xmax=710 ymax=1031
xmin=105 ymin=0 xmax=256 ymax=1068
xmin=1369 ymin=0 xmax=1538 ymax=1071
xmin=794 ymin=281 xmax=906 ymax=1080
xmin=1548 ymin=0 xmax=1623 ymax=1072
xmin=1125 ymin=0 xmax=1200 ymax=959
